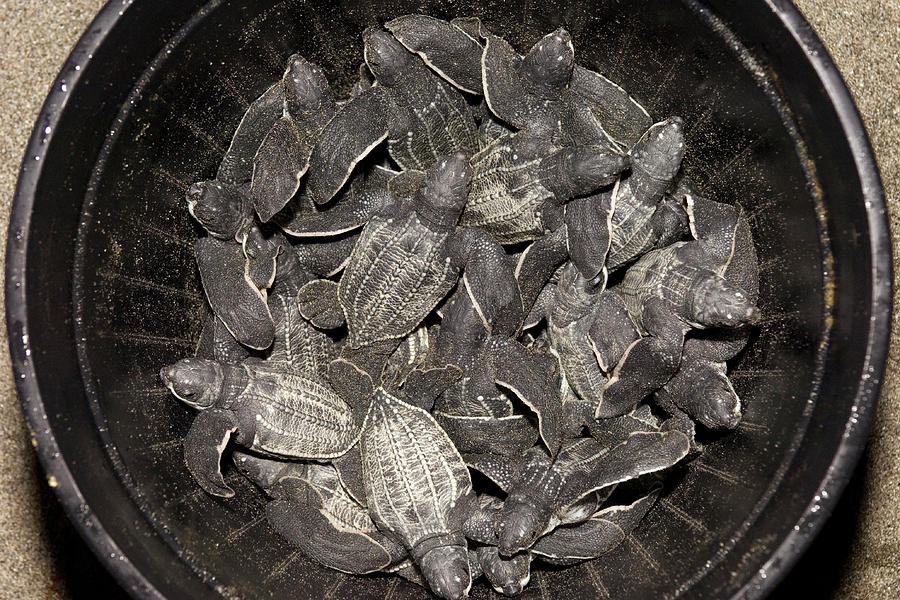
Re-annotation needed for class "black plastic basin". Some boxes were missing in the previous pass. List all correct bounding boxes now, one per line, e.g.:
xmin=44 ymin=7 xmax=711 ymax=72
xmin=7 ymin=1 xmax=891 ymax=598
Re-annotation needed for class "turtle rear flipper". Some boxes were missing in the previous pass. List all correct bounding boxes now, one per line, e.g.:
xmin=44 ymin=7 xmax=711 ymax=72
xmin=250 ymin=117 xmax=310 ymax=222
xmin=564 ymin=187 xmax=615 ymax=283
xmin=266 ymin=476 xmax=396 ymax=574
xmin=401 ymin=365 xmax=463 ymax=412
xmin=217 ymin=81 xmax=283 ymax=185
xmin=656 ymin=355 xmax=742 ymax=430
xmin=435 ymin=413 xmax=538 ymax=456
xmin=570 ymin=65 xmax=652 ymax=150
xmin=306 ymin=86 xmax=391 ymax=205
xmin=333 ymin=444 xmax=367 ymax=507
xmin=488 ymin=336 xmax=563 ymax=456
xmin=476 ymin=546 xmax=532 ymax=597
xmin=183 ymin=408 xmax=239 ymax=498
xmin=532 ymin=485 xmax=660 ymax=565
xmin=385 ymin=15 xmax=484 ymax=94
xmin=296 ymin=279 xmax=345 ymax=329
xmin=596 ymin=297 xmax=685 ymax=419
xmin=196 ymin=237 xmax=274 ymax=350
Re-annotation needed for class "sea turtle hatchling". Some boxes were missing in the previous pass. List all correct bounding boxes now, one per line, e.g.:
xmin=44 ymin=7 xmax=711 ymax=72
xmin=652 ymin=186 xmax=759 ymax=429
xmin=250 ymin=55 xmax=338 ymax=222
xmin=387 ymin=15 xmax=653 ymax=149
xmin=297 ymin=153 xmax=522 ymax=376
xmin=466 ymin=428 xmax=689 ymax=555
xmin=460 ymin=130 xmax=629 ymax=245
xmin=326 ymin=359 xmax=475 ymax=600
xmin=159 ymin=357 xmax=356 ymax=497
xmin=598 ymin=199 xmax=760 ymax=418
xmin=305 ymin=28 xmax=479 ymax=205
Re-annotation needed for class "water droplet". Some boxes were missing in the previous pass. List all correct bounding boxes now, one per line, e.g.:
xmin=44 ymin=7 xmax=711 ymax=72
xmin=60 ymin=83 xmax=68 ymax=92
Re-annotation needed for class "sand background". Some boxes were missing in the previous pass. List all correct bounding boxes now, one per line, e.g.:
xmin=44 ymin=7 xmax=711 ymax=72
xmin=0 ymin=1 xmax=897 ymax=598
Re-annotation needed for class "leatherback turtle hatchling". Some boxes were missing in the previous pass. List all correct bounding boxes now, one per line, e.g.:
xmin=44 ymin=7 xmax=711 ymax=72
xmin=326 ymin=359 xmax=475 ymax=600
xmin=305 ymin=28 xmax=478 ymax=205
xmin=387 ymin=15 xmax=653 ymax=149
xmin=460 ymin=130 xmax=629 ymax=245
xmin=653 ymin=185 xmax=759 ymax=429
xmin=297 ymin=153 xmax=522 ymax=375
xmin=466 ymin=428 xmax=689 ymax=555
xmin=598 ymin=197 xmax=760 ymax=418
xmin=160 ymin=272 xmax=349 ymax=497
xmin=250 ymin=55 xmax=337 ymax=221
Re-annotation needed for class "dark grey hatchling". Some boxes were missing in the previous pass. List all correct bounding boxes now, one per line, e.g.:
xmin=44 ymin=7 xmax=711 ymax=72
xmin=466 ymin=428 xmax=689 ymax=556
xmin=297 ymin=153 xmax=522 ymax=376
xmin=326 ymin=359 xmax=475 ymax=600
xmin=598 ymin=193 xmax=760 ymax=419
xmin=250 ymin=55 xmax=337 ymax=222
xmin=305 ymin=28 xmax=479 ymax=205
xmin=652 ymin=185 xmax=760 ymax=429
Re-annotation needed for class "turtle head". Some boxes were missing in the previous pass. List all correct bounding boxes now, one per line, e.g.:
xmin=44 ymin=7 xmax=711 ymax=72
xmin=551 ymin=146 xmax=630 ymax=199
xmin=631 ymin=117 xmax=685 ymax=181
xmin=498 ymin=493 xmax=554 ymax=555
xmin=688 ymin=274 xmax=759 ymax=328
xmin=416 ymin=152 xmax=473 ymax=228
xmin=159 ymin=357 xmax=224 ymax=409
xmin=419 ymin=546 xmax=472 ymax=600
xmin=521 ymin=27 xmax=575 ymax=98
xmin=695 ymin=374 xmax=742 ymax=430
xmin=282 ymin=54 xmax=334 ymax=118
xmin=364 ymin=28 xmax=415 ymax=87
xmin=232 ymin=451 xmax=297 ymax=489
xmin=186 ymin=181 xmax=248 ymax=239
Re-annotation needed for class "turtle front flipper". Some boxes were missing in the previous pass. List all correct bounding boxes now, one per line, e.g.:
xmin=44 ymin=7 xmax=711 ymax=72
xmin=385 ymin=15 xmax=485 ymax=94
xmin=476 ymin=546 xmax=532 ymax=596
xmin=251 ymin=117 xmax=310 ymax=222
xmin=196 ymin=237 xmax=274 ymax=350
xmin=532 ymin=486 xmax=660 ymax=566
xmin=435 ymin=413 xmax=539 ymax=456
xmin=306 ymin=86 xmax=391 ymax=205
xmin=296 ymin=279 xmax=345 ymax=329
xmin=266 ymin=476 xmax=398 ymax=574
xmin=196 ymin=313 xmax=249 ymax=364
xmin=655 ymin=354 xmax=742 ymax=430
xmin=481 ymin=34 xmax=531 ymax=129
xmin=462 ymin=453 xmax=520 ymax=493
xmin=275 ymin=166 xmax=396 ymax=237
xmin=217 ymin=81 xmax=283 ymax=185
xmin=327 ymin=358 xmax=376 ymax=426
xmin=488 ymin=336 xmax=564 ymax=456
xmin=455 ymin=226 xmax=523 ymax=336
xmin=333 ymin=444 xmax=368 ymax=507
xmin=515 ymin=227 xmax=569 ymax=317
xmin=558 ymin=430 xmax=689 ymax=509
xmin=596 ymin=297 xmax=685 ymax=419
xmin=564 ymin=186 xmax=615 ymax=283
xmin=570 ymin=65 xmax=652 ymax=150
xmin=183 ymin=408 xmax=240 ymax=498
